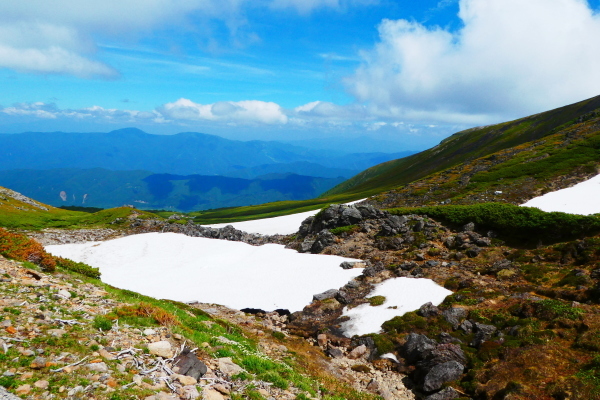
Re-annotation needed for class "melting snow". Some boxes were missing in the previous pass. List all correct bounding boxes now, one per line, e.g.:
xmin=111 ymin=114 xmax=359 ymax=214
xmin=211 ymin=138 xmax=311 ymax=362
xmin=46 ymin=232 xmax=362 ymax=312
xmin=340 ymin=277 xmax=452 ymax=337
xmin=207 ymin=198 xmax=367 ymax=235
xmin=521 ymin=174 xmax=600 ymax=215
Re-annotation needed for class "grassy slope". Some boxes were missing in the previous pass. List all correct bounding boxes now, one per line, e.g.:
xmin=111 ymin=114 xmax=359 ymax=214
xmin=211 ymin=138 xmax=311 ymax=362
xmin=0 ymin=187 xmax=159 ymax=230
xmin=188 ymin=192 xmax=364 ymax=224
xmin=325 ymin=94 xmax=600 ymax=197
xmin=370 ymin=111 xmax=600 ymax=208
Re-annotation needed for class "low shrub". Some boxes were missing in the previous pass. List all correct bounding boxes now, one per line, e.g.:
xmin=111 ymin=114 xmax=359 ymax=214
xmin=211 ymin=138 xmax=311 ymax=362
xmin=0 ymin=227 xmax=56 ymax=271
xmin=55 ymin=257 xmax=101 ymax=279
xmin=367 ymin=296 xmax=386 ymax=306
xmin=330 ymin=225 xmax=358 ymax=236
xmin=93 ymin=315 xmax=113 ymax=331
xmin=390 ymin=203 xmax=600 ymax=245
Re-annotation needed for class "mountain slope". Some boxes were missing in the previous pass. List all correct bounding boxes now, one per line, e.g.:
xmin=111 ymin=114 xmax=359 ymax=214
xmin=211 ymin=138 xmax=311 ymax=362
xmin=325 ymin=94 xmax=600 ymax=197
xmin=369 ymin=110 xmax=600 ymax=209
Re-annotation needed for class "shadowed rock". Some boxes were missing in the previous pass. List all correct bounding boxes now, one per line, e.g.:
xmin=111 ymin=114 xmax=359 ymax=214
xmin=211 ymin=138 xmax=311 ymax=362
xmin=172 ymin=348 xmax=207 ymax=380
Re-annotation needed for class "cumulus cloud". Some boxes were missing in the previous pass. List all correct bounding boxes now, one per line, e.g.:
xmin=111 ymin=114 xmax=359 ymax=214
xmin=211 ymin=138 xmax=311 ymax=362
xmin=159 ymin=98 xmax=288 ymax=124
xmin=347 ymin=0 xmax=600 ymax=124
xmin=0 ymin=102 xmax=164 ymax=123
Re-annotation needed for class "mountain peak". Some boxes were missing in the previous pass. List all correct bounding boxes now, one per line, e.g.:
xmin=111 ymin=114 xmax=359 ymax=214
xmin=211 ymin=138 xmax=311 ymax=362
xmin=108 ymin=127 xmax=149 ymax=136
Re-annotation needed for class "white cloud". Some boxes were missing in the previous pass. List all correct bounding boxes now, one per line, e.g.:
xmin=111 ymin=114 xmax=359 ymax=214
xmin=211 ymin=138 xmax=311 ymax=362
xmin=269 ymin=0 xmax=376 ymax=14
xmin=0 ymin=44 xmax=117 ymax=79
xmin=347 ymin=0 xmax=600 ymax=124
xmin=0 ymin=0 xmax=374 ymax=78
xmin=159 ymin=98 xmax=288 ymax=124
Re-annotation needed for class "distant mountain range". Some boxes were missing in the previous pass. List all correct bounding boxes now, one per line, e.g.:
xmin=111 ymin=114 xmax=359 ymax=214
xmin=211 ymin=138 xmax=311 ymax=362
xmin=0 ymin=128 xmax=415 ymax=211
xmin=0 ymin=128 xmax=413 ymax=177
xmin=0 ymin=168 xmax=345 ymax=211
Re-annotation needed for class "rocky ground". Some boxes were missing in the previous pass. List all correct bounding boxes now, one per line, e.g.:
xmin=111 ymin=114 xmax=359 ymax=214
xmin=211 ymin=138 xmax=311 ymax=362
xmin=15 ymin=201 xmax=600 ymax=399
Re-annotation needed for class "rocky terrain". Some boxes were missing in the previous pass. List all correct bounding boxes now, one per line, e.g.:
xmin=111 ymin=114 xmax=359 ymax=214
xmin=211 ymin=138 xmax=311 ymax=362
xmin=9 ymin=200 xmax=600 ymax=399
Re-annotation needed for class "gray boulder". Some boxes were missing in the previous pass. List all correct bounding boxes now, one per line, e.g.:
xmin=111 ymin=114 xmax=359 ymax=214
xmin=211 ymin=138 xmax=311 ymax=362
xmin=403 ymin=333 xmax=437 ymax=363
xmin=173 ymin=348 xmax=208 ymax=380
xmin=442 ymin=307 xmax=468 ymax=330
xmin=423 ymin=387 xmax=460 ymax=400
xmin=470 ymin=322 xmax=498 ymax=348
xmin=423 ymin=361 xmax=464 ymax=392
xmin=418 ymin=302 xmax=440 ymax=318
xmin=313 ymin=289 xmax=338 ymax=302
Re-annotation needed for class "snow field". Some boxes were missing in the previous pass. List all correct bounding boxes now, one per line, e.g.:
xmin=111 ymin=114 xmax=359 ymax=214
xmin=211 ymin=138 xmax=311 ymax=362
xmin=207 ymin=198 xmax=367 ymax=235
xmin=45 ymin=232 xmax=363 ymax=312
xmin=340 ymin=277 xmax=453 ymax=337
xmin=521 ymin=173 xmax=600 ymax=215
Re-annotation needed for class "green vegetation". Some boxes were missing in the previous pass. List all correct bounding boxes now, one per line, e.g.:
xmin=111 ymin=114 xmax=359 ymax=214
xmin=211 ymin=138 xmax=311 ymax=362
xmin=330 ymin=225 xmax=358 ymax=236
xmin=189 ymin=193 xmax=364 ymax=225
xmin=367 ymin=296 xmax=386 ymax=306
xmin=92 ymin=315 xmax=114 ymax=331
xmin=325 ymin=95 xmax=600 ymax=198
xmin=390 ymin=203 xmax=600 ymax=244
xmin=55 ymin=257 xmax=101 ymax=279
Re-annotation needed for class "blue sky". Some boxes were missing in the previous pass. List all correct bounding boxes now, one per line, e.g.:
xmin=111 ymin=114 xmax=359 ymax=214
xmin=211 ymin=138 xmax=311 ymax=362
xmin=2 ymin=0 xmax=600 ymax=151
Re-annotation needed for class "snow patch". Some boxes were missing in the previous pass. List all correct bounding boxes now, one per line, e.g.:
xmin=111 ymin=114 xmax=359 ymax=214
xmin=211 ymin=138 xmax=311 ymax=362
xmin=45 ymin=232 xmax=363 ymax=312
xmin=206 ymin=198 xmax=367 ymax=235
xmin=340 ymin=277 xmax=452 ymax=337
xmin=521 ymin=174 xmax=600 ymax=215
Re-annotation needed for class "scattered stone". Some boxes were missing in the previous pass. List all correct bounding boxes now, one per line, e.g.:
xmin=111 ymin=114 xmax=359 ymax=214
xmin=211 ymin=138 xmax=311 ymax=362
xmin=366 ymin=379 xmax=380 ymax=391
xmin=213 ymin=384 xmax=230 ymax=395
xmin=202 ymin=388 xmax=225 ymax=400
xmin=48 ymin=328 xmax=66 ymax=337
xmin=98 ymin=348 xmax=116 ymax=360
xmin=217 ymin=357 xmax=244 ymax=376
xmin=317 ymin=333 xmax=328 ymax=347
xmin=348 ymin=344 xmax=368 ymax=359
xmin=30 ymin=356 xmax=47 ymax=369
xmin=148 ymin=340 xmax=173 ymax=358
xmin=34 ymin=379 xmax=49 ymax=389
xmin=86 ymin=362 xmax=109 ymax=373
xmin=326 ymin=347 xmax=344 ymax=358
xmin=57 ymin=289 xmax=72 ymax=299
xmin=173 ymin=373 xmax=197 ymax=386
xmin=180 ymin=385 xmax=201 ymax=399
xmin=143 ymin=328 xmax=157 ymax=336
xmin=15 ymin=384 xmax=31 ymax=396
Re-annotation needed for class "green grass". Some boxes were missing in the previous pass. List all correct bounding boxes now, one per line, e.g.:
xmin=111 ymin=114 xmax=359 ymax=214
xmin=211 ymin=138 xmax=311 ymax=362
xmin=189 ymin=193 xmax=366 ymax=225
xmin=325 ymin=95 xmax=600 ymax=197
xmin=389 ymin=203 xmax=600 ymax=245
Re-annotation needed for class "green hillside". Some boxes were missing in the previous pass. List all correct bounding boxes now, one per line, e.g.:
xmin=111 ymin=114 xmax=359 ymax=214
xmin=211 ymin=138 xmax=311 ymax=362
xmin=325 ymin=94 xmax=600 ymax=197
xmin=0 ymin=186 xmax=159 ymax=230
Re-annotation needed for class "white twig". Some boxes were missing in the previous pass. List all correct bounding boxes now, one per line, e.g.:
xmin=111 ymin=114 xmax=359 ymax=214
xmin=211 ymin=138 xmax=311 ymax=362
xmin=51 ymin=356 xmax=90 ymax=372
xmin=0 ymin=336 xmax=28 ymax=342
xmin=55 ymin=319 xmax=81 ymax=325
